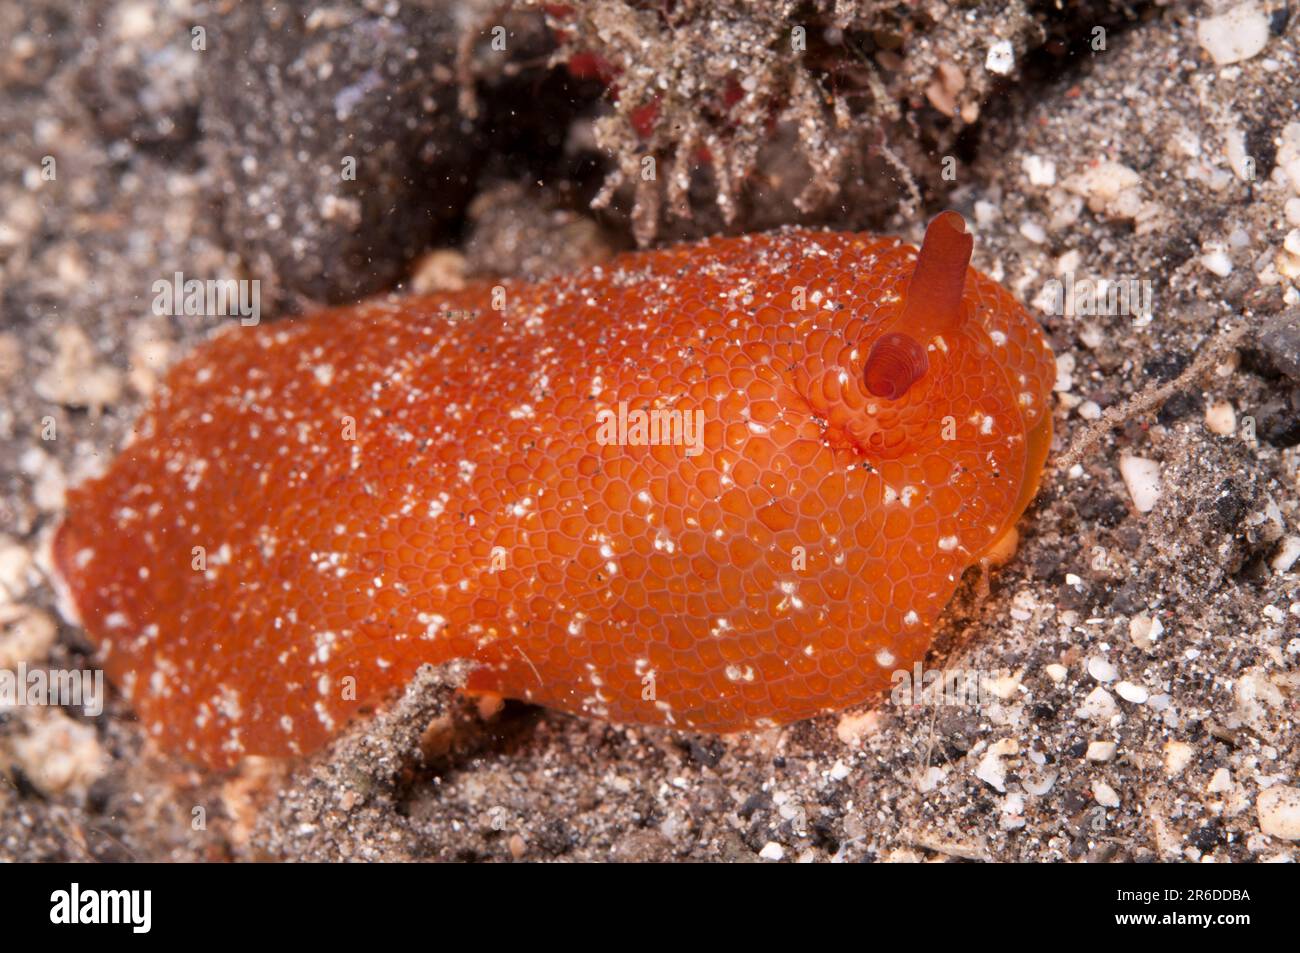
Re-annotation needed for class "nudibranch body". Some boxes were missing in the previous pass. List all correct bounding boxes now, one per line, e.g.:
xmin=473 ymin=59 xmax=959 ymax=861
xmin=56 ymin=212 xmax=1054 ymax=768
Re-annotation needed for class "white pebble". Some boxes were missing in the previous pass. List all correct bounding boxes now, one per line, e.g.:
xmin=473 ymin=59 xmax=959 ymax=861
xmin=916 ymin=765 xmax=945 ymax=793
xmin=0 ymin=537 xmax=34 ymax=601
xmin=836 ymin=709 xmax=882 ymax=745
xmin=33 ymin=324 xmax=124 ymax=413
xmin=986 ymin=671 xmax=1023 ymax=700
xmin=1064 ymin=162 xmax=1143 ymax=219
xmin=1164 ymin=741 xmax=1194 ymax=776
xmin=1087 ymin=656 xmax=1118 ymax=683
xmin=1225 ymin=128 xmax=1254 ymax=180
xmin=1280 ymin=123 xmax=1300 ymax=192
xmin=1058 ymin=391 xmax=1083 ymax=411
xmin=6 ymin=709 xmax=106 ymax=796
xmin=1129 ymin=613 xmax=1165 ymax=650
xmin=1019 ymin=220 xmax=1047 ymax=244
xmin=974 ymin=757 xmax=1005 ymax=792
xmin=1022 ymin=155 xmax=1057 ymax=186
xmin=1197 ymin=3 xmax=1270 ymax=65
xmin=973 ymin=200 xmax=999 ymax=227
xmin=1271 ymin=536 xmax=1300 ymax=573
xmin=1077 ymin=400 xmax=1101 ymax=420
xmin=758 ymin=841 xmax=785 ymax=861
xmin=0 ymin=603 xmax=58 ymax=669
xmin=1077 ymin=686 xmax=1118 ymax=722
xmin=1207 ymin=767 xmax=1233 ymax=794
xmin=1204 ymin=400 xmax=1236 ymax=434
xmin=1046 ymin=663 xmax=1068 ymax=683
xmin=1201 ymin=248 xmax=1234 ymax=277
xmin=1086 ymin=741 xmax=1117 ymax=762
xmin=1053 ymin=352 xmax=1075 ymax=392
xmin=19 ymin=447 xmax=67 ymax=513
xmin=1093 ymin=780 xmax=1121 ymax=808
xmin=1023 ymin=769 xmax=1058 ymax=797
xmin=1118 ymin=454 xmax=1162 ymax=513
xmin=975 ymin=739 xmax=1018 ymax=793
xmin=1116 ymin=681 xmax=1149 ymax=704
xmin=986 ymin=40 xmax=1015 ymax=75
xmin=1257 ymin=786 xmax=1300 ymax=840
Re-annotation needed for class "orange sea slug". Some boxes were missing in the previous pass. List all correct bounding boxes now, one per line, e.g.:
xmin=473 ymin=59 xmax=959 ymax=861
xmin=55 ymin=212 xmax=1055 ymax=769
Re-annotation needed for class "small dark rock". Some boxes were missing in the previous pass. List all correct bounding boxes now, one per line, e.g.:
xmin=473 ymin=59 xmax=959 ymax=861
xmin=534 ymin=819 xmax=577 ymax=855
xmin=86 ymin=776 xmax=115 ymax=815
xmin=809 ymin=818 xmax=840 ymax=853
xmin=1245 ymin=121 xmax=1278 ymax=180
xmin=1144 ymin=352 xmax=1190 ymax=383
xmin=738 ymin=792 xmax=772 ymax=819
xmin=1190 ymin=823 xmax=1222 ymax=852
xmin=1086 ymin=842 xmax=1122 ymax=863
xmin=1030 ymin=547 xmax=1065 ymax=582
xmin=1108 ymin=579 xmax=1149 ymax=615
xmin=201 ymin=2 xmax=484 ymax=307
xmin=1074 ymin=492 xmax=1129 ymax=529
xmin=1204 ymin=479 xmax=1249 ymax=533
xmin=1057 ymin=580 xmax=1092 ymax=611
xmin=78 ymin=7 xmax=201 ymax=153
xmin=680 ymin=736 xmax=725 ymax=768
xmin=1257 ymin=310 xmax=1300 ymax=382
xmin=1254 ymin=393 xmax=1300 ymax=448
xmin=1060 ymin=790 xmax=1088 ymax=814
xmin=1156 ymin=390 xmax=1203 ymax=425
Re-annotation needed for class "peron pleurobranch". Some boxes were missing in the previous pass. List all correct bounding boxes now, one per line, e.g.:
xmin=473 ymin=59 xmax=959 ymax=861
xmin=56 ymin=212 xmax=1055 ymax=769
